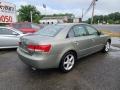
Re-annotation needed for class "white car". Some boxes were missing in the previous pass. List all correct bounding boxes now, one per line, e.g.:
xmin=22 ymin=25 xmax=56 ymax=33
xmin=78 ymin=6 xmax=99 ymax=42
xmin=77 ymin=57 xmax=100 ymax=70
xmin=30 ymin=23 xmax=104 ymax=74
xmin=0 ymin=27 xmax=25 ymax=49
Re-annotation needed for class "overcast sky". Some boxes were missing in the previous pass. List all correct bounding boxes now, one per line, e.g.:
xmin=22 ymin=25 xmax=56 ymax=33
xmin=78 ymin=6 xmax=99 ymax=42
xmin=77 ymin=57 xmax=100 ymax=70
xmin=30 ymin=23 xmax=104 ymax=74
xmin=3 ymin=0 xmax=120 ymax=20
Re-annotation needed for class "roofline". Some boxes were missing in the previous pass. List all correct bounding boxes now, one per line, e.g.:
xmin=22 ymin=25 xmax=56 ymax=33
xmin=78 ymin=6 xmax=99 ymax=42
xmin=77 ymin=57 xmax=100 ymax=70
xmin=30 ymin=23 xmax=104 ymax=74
xmin=57 ymin=23 xmax=89 ymax=26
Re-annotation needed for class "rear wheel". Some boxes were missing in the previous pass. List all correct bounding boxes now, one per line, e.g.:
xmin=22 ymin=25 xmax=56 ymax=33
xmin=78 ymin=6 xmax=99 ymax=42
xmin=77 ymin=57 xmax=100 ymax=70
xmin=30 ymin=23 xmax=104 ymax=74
xmin=59 ymin=52 xmax=76 ymax=73
xmin=102 ymin=41 xmax=110 ymax=53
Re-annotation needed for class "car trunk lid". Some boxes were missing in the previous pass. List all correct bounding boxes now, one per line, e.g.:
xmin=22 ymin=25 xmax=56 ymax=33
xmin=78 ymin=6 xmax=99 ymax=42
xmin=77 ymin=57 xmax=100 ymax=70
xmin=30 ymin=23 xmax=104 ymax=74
xmin=19 ymin=34 xmax=53 ymax=54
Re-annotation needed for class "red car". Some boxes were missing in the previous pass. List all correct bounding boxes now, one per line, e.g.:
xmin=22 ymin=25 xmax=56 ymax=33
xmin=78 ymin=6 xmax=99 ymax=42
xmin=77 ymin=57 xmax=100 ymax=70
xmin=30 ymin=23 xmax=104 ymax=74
xmin=8 ymin=22 xmax=40 ymax=34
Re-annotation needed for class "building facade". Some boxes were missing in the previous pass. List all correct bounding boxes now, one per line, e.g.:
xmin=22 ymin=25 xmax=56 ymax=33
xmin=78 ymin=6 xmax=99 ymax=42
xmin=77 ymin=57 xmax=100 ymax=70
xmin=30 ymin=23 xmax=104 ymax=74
xmin=40 ymin=15 xmax=74 ymax=24
xmin=40 ymin=15 xmax=81 ymax=24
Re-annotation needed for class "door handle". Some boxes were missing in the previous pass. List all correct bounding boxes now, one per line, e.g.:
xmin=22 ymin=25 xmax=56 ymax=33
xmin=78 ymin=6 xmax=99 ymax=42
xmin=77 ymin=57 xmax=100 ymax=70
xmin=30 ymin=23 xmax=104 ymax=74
xmin=74 ymin=41 xmax=79 ymax=45
xmin=91 ymin=39 xmax=95 ymax=42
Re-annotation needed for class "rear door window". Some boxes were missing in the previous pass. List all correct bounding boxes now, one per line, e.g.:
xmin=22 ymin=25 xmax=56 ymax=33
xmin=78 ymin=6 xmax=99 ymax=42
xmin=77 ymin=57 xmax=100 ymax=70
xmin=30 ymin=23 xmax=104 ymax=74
xmin=68 ymin=25 xmax=87 ymax=38
xmin=85 ymin=26 xmax=98 ymax=36
xmin=67 ymin=29 xmax=75 ymax=38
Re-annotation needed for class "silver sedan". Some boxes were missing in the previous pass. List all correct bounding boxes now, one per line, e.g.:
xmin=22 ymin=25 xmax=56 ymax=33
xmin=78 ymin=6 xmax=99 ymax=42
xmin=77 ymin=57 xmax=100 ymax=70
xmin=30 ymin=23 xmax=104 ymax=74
xmin=17 ymin=23 xmax=111 ymax=72
xmin=0 ymin=27 xmax=24 ymax=49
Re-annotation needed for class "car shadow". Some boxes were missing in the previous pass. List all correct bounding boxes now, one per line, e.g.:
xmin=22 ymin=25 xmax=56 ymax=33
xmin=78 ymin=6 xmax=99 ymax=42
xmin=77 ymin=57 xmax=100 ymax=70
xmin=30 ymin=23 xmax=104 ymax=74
xmin=0 ymin=48 xmax=17 ymax=51
xmin=75 ymin=51 xmax=110 ymax=68
xmin=18 ymin=51 xmax=110 ymax=78
xmin=0 ymin=48 xmax=17 ymax=55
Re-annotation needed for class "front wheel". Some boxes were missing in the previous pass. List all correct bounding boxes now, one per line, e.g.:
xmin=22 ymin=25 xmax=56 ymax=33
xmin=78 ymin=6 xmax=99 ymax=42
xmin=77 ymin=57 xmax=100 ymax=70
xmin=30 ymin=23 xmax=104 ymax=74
xmin=102 ymin=41 xmax=110 ymax=53
xmin=59 ymin=52 xmax=76 ymax=73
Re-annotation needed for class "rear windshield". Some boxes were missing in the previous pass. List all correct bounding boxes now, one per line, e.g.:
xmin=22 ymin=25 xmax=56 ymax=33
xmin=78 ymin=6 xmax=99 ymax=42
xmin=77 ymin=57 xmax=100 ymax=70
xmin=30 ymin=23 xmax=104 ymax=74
xmin=35 ymin=25 xmax=65 ymax=37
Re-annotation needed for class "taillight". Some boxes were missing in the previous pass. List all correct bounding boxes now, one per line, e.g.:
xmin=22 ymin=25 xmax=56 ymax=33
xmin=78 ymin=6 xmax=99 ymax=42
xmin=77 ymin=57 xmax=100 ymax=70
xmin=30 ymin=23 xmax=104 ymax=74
xmin=27 ymin=44 xmax=51 ymax=52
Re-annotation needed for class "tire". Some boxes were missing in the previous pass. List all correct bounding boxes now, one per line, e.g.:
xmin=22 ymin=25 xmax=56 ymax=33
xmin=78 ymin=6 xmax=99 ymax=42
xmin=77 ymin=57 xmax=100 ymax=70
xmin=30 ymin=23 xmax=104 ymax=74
xmin=102 ymin=41 xmax=110 ymax=53
xmin=59 ymin=52 xmax=76 ymax=73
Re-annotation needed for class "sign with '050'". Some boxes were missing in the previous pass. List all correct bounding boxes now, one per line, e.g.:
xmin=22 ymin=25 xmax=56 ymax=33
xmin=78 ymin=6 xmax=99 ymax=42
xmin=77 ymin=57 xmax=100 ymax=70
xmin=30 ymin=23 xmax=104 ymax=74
xmin=0 ymin=1 xmax=16 ymax=23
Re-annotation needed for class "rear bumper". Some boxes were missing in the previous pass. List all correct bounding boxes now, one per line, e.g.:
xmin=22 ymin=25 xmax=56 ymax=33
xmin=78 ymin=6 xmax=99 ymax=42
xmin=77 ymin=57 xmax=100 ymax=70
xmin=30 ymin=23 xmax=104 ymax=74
xmin=17 ymin=48 xmax=59 ymax=69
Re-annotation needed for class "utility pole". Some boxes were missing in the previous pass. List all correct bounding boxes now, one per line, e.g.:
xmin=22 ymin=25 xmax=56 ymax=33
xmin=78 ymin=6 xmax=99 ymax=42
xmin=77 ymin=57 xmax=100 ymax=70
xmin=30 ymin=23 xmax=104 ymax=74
xmin=81 ymin=9 xmax=84 ymax=22
xmin=91 ymin=0 xmax=95 ymax=24
xmin=30 ymin=11 xmax=33 ymax=23
xmin=91 ymin=0 xmax=98 ymax=24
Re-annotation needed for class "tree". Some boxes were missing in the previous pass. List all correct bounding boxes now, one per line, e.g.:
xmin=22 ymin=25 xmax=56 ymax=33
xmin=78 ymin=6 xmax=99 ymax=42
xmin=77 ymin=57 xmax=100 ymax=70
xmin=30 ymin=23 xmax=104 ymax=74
xmin=86 ymin=12 xmax=120 ymax=24
xmin=18 ymin=5 xmax=41 ymax=23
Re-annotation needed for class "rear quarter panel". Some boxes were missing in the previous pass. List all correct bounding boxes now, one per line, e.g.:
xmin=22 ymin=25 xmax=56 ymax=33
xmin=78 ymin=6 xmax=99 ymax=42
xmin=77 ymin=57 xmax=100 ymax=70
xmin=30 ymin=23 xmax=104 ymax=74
xmin=100 ymin=35 xmax=111 ymax=44
xmin=46 ymin=38 xmax=78 ymax=67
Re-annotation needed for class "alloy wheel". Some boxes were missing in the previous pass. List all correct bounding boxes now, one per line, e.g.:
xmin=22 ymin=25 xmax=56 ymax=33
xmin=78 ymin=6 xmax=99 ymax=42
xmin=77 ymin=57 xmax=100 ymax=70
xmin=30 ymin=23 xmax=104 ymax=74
xmin=105 ymin=42 xmax=110 ymax=52
xmin=63 ymin=54 xmax=75 ymax=71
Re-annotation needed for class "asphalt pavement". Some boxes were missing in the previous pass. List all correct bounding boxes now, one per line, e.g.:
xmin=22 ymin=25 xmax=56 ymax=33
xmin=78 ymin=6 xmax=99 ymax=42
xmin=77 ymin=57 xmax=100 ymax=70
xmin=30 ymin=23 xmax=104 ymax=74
xmin=0 ymin=41 xmax=120 ymax=90
xmin=93 ymin=24 xmax=120 ymax=32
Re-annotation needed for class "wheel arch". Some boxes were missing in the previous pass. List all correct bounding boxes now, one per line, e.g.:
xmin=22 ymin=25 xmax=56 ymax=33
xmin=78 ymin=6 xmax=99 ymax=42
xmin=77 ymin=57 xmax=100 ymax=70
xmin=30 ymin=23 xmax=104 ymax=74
xmin=107 ymin=39 xmax=111 ymax=44
xmin=58 ymin=49 xmax=78 ymax=66
xmin=58 ymin=49 xmax=77 ymax=72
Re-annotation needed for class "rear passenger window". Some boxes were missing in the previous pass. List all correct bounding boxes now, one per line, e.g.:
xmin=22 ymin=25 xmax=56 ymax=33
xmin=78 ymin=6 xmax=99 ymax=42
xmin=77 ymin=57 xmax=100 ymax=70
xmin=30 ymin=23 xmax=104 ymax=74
xmin=68 ymin=29 xmax=74 ymax=38
xmin=73 ymin=25 xmax=87 ymax=37
xmin=86 ymin=26 xmax=98 ymax=36
xmin=67 ymin=25 xmax=87 ymax=38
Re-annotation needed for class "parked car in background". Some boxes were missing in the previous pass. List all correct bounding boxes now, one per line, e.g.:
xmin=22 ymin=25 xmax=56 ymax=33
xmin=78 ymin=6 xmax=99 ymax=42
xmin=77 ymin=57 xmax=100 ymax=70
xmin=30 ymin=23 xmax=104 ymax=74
xmin=39 ymin=24 xmax=47 ymax=29
xmin=0 ymin=27 xmax=25 ymax=49
xmin=17 ymin=23 xmax=111 ymax=72
xmin=8 ymin=22 xmax=40 ymax=34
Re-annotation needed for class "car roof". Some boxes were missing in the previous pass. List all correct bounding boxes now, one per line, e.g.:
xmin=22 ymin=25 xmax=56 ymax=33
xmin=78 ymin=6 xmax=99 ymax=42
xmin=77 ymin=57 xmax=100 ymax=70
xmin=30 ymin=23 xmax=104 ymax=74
xmin=57 ymin=23 xmax=89 ymax=26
